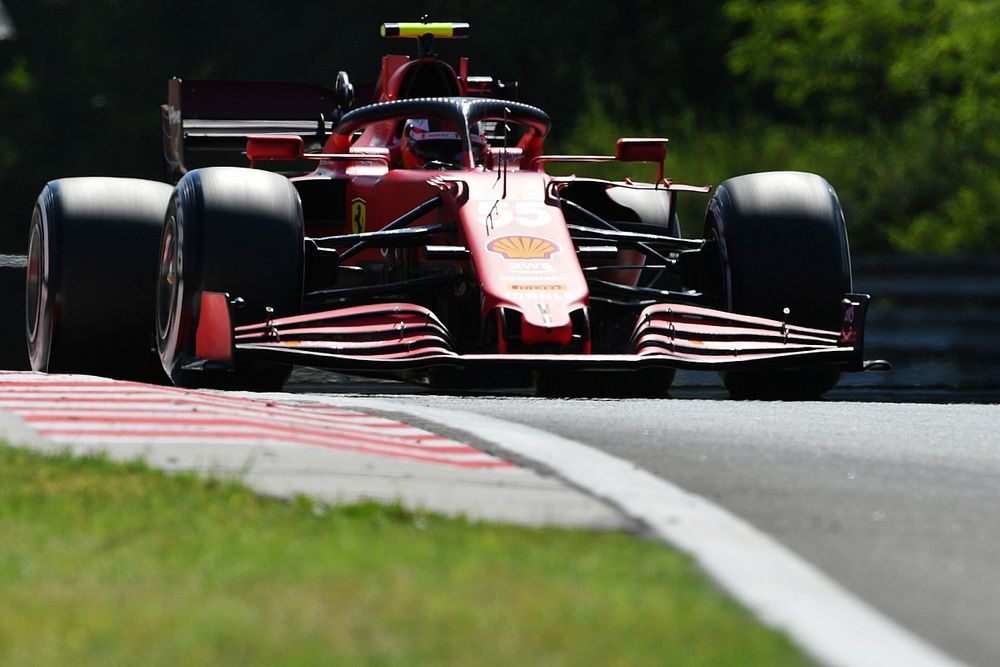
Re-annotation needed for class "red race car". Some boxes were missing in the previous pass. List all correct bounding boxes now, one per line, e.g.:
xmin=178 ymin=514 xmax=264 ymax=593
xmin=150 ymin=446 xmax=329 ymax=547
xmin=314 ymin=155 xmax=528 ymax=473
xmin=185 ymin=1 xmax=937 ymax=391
xmin=25 ymin=22 xmax=880 ymax=398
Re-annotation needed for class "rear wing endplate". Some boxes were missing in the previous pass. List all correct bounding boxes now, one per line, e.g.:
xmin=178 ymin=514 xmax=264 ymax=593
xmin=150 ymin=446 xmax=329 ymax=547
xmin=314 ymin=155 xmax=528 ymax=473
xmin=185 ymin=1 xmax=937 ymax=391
xmin=161 ymin=77 xmax=352 ymax=182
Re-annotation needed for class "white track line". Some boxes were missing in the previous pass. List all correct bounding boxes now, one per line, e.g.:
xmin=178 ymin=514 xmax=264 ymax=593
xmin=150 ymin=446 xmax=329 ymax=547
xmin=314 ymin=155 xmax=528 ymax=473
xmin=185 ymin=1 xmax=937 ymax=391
xmin=322 ymin=397 xmax=965 ymax=667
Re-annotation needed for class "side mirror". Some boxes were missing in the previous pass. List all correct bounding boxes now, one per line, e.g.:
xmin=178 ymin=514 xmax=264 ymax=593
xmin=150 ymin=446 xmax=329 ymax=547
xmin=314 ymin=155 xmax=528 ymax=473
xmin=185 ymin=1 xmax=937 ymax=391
xmin=615 ymin=138 xmax=668 ymax=163
xmin=615 ymin=138 xmax=669 ymax=182
xmin=334 ymin=70 xmax=355 ymax=111
xmin=246 ymin=135 xmax=305 ymax=167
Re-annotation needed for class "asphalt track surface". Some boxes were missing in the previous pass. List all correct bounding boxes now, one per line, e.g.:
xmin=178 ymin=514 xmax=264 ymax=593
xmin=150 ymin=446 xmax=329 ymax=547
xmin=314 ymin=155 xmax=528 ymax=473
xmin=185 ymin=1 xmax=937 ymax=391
xmin=286 ymin=375 xmax=998 ymax=667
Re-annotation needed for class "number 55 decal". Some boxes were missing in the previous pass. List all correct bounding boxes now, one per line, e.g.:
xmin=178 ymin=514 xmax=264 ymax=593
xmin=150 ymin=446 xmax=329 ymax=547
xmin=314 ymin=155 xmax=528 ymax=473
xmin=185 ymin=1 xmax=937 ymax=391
xmin=479 ymin=201 xmax=552 ymax=228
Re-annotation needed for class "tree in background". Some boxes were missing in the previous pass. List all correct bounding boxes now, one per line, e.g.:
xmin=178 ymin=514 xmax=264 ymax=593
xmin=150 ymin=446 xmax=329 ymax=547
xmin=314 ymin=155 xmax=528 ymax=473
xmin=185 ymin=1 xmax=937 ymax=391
xmin=557 ymin=0 xmax=1000 ymax=253
xmin=724 ymin=0 xmax=1000 ymax=252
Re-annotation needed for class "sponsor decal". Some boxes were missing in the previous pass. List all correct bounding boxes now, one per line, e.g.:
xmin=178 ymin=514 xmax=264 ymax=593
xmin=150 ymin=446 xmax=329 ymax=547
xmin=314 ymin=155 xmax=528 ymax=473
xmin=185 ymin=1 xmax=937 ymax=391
xmin=537 ymin=303 xmax=553 ymax=327
xmin=507 ymin=260 xmax=555 ymax=274
xmin=487 ymin=235 xmax=560 ymax=260
xmin=351 ymin=197 xmax=366 ymax=234
xmin=500 ymin=274 xmax=567 ymax=283
xmin=503 ymin=276 xmax=568 ymax=302
xmin=478 ymin=200 xmax=552 ymax=229
xmin=502 ymin=291 xmax=569 ymax=302
xmin=501 ymin=276 xmax=569 ymax=301
xmin=505 ymin=283 xmax=567 ymax=292
xmin=841 ymin=304 xmax=858 ymax=344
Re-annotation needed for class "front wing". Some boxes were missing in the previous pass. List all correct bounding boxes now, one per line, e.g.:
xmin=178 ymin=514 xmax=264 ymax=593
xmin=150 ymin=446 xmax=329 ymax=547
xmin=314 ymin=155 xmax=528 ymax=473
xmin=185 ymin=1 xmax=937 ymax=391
xmin=190 ymin=293 xmax=873 ymax=375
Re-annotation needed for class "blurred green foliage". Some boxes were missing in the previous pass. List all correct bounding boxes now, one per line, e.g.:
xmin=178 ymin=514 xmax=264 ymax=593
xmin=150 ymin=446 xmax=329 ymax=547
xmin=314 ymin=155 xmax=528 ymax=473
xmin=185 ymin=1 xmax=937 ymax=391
xmin=723 ymin=0 xmax=1000 ymax=252
xmin=0 ymin=1 xmax=996 ymax=254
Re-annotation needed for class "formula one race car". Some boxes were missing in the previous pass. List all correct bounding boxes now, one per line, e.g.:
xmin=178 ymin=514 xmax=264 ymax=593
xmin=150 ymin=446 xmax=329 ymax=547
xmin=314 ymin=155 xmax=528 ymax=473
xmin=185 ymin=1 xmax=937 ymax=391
xmin=25 ymin=21 xmax=879 ymax=398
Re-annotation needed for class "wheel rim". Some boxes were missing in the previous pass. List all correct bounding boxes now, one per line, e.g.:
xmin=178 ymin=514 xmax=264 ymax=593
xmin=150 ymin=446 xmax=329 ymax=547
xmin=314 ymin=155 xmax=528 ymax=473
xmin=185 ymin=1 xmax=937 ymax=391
xmin=156 ymin=214 xmax=179 ymax=341
xmin=25 ymin=212 xmax=44 ymax=345
xmin=701 ymin=221 xmax=730 ymax=312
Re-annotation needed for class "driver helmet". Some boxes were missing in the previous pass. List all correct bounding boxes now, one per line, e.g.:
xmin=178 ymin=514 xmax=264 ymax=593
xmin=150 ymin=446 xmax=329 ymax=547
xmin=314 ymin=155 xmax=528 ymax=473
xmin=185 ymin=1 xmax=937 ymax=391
xmin=400 ymin=118 xmax=485 ymax=169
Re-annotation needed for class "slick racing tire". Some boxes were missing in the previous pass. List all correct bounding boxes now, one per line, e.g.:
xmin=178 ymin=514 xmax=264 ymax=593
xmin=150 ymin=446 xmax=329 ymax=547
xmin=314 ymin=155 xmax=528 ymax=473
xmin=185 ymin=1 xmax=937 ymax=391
xmin=705 ymin=171 xmax=852 ymax=400
xmin=156 ymin=167 xmax=303 ymax=391
xmin=26 ymin=178 xmax=172 ymax=382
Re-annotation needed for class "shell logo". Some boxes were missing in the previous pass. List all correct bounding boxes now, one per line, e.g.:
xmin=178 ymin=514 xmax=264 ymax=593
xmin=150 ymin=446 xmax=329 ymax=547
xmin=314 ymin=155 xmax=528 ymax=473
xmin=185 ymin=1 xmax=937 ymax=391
xmin=487 ymin=235 xmax=560 ymax=260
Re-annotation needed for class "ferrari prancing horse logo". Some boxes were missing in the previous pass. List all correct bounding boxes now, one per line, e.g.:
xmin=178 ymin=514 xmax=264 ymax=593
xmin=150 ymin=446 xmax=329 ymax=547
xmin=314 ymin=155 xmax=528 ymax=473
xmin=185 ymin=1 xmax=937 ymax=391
xmin=351 ymin=198 xmax=366 ymax=234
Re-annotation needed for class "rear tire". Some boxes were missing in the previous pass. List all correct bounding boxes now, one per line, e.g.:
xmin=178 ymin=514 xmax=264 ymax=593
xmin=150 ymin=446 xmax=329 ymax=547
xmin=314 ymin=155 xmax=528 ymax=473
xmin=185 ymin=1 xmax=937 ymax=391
xmin=705 ymin=171 xmax=852 ymax=400
xmin=156 ymin=167 xmax=304 ymax=390
xmin=26 ymin=178 xmax=172 ymax=382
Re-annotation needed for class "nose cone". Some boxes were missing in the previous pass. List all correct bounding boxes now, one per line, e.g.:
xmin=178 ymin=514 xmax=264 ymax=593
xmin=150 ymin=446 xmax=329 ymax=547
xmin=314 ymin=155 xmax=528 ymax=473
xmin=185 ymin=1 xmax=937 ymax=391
xmin=457 ymin=173 xmax=588 ymax=346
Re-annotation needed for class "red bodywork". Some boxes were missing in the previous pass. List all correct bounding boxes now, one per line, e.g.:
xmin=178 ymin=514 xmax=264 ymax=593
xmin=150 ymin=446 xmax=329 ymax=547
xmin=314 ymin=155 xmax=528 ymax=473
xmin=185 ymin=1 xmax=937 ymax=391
xmin=176 ymin=34 xmax=868 ymax=379
xmin=285 ymin=52 xmax=593 ymax=352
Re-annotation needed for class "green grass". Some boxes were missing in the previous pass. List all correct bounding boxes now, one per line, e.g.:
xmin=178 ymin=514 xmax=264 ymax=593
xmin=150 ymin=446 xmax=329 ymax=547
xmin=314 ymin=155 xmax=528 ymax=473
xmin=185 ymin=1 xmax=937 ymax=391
xmin=0 ymin=444 xmax=811 ymax=666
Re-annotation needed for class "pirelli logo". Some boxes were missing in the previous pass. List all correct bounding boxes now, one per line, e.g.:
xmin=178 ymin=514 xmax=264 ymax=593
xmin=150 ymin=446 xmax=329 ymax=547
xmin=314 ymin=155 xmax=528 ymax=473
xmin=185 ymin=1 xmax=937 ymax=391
xmin=487 ymin=235 xmax=560 ymax=260
xmin=507 ymin=284 xmax=566 ymax=291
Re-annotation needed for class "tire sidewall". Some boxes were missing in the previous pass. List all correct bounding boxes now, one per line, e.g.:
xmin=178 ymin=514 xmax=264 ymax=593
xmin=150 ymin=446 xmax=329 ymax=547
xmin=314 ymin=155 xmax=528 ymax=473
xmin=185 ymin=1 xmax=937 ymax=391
xmin=156 ymin=167 xmax=304 ymax=387
xmin=26 ymin=195 xmax=57 ymax=371
xmin=156 ymin=190 xmax=198 ymax=380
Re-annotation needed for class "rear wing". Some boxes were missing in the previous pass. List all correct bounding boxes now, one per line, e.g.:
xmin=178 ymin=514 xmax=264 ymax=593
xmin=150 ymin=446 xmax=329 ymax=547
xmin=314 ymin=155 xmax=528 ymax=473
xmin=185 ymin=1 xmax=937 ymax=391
xmin=161 ymin=76 xmax=353 ymax=182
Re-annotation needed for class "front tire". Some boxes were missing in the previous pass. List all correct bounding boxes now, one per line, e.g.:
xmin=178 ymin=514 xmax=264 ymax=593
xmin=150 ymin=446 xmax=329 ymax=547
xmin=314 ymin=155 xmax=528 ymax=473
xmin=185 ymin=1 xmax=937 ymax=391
xmin=705 ymin=171 xmax=852 ymax=399
xmin=156 ymin=167 xmax=304 ymax=390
